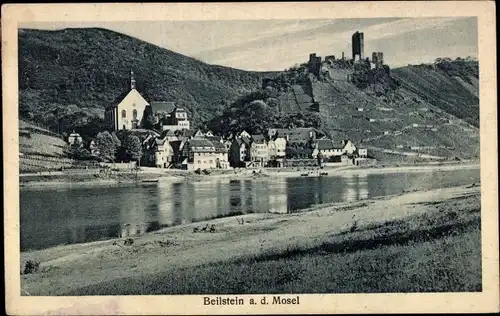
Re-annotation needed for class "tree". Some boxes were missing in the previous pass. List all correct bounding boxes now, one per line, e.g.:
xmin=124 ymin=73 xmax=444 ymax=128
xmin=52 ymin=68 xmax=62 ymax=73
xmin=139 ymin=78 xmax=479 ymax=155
xmin=141 ymin=107 xmax=156 ymax=130
xmin=95 ymin=131 xmax=116 ymax=162
xmin=123 ymin=135 xmax=142 ymax=164
xmin=111 ymin=132 xmax=121 ymax=148
xmin=67 ymin=145 xmax=91 ymax=160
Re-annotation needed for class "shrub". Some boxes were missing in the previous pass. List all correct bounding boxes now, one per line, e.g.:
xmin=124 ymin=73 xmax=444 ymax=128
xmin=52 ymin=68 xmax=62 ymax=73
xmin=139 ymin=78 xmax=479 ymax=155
xmin=23 ymin=260 xmax=40 ymax=274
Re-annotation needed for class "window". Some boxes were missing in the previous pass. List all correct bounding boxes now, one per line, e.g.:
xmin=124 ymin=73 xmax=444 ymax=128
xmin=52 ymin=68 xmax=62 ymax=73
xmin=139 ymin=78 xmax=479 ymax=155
xmin=121 ymin=110 xmax=126 ymax=118
xmin=133 ymin=109 xmax=138 ymax=119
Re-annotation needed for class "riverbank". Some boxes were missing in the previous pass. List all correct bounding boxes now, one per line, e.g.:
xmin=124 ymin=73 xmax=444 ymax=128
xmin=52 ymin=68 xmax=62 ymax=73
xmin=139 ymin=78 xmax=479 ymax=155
xmin=20 ymin=183 xmax=481 ymax=295
xmin=19 ymin=161 xmax=480 ymax=187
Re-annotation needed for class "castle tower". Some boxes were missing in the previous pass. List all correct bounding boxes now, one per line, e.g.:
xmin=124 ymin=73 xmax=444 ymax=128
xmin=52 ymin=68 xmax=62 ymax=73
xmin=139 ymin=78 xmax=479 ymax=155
xmin=130 ymin=69 xmax=136 ymax=90
xmin=352 ymin=31 xmax=364 ymax=60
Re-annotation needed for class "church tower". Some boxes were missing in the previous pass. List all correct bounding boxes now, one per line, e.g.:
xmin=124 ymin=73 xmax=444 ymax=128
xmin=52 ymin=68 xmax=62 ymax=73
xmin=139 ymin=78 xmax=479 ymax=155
xmin=130 ymin=69 xmax=136 ymax=90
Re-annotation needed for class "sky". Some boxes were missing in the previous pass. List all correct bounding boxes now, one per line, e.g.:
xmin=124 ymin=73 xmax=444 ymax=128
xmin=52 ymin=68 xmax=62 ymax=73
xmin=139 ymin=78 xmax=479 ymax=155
xmin=22 ymin=17 xmax=477 ymax=71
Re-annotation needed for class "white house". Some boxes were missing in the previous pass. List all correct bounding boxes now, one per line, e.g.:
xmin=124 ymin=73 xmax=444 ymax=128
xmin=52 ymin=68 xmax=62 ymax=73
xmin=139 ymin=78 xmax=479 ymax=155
xmin=342 ymin=139 xmax=357 ymax=155
xmin=184 ymin=138 xmax=219 ymax=171
xmin=250 ymin=135 xmax=269 ymax=167
xmin=67 ymin=131 xmax=83 ymax=145
xmin=357 ymin=147 xmax=368 ymax=158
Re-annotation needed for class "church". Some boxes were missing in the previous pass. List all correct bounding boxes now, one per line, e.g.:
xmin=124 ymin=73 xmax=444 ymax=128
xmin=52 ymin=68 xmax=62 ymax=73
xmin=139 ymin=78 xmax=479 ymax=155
xmin=104 ymin=70 xmax=150 ymax=131
xmin=104 ymin=71 xmax=190 ymax=132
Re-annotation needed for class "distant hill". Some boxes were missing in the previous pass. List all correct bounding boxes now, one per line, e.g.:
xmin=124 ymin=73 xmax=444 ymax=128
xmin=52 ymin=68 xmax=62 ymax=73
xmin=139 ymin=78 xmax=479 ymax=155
xmin=18 ymin=27 xmax=277 ymax=127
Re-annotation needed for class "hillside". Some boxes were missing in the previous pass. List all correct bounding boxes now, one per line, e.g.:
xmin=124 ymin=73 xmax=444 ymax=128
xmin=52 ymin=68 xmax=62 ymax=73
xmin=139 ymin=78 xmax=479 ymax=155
xmin=213 ymin=59 xmax=480 ymax=161
xmin=18 ymin=28 xmax=276 ymax=128
xmin=19 ymin=120 xmax=76 ymax=172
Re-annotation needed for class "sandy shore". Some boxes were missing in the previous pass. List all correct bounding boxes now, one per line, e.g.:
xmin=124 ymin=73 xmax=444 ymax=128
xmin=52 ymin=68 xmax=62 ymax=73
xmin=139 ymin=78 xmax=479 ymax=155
xmin=19 ymin=162 xmax=479 ymax=188
xmin=20 ymin=183 xmax=480 ymax=295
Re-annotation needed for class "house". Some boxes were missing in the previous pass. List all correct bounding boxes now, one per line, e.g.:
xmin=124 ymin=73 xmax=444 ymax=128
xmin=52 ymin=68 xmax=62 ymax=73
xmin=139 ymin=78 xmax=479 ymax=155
xmin=160 ymin=106 xmax=190 ymax=131
xmin=104 ymin=70 xmax=150 ymax=131
xmin=206 ymin=137 xmax=229 ymax=169
xmin=182 ymin=138 xmax=219 ymax=171
xmin=67 ymin=131 xmax=83 ymax=146
xmin=268 ymin=128 xmax=317 ymax=145
xmin=312 ymin=139 xmax=344 ymax=158
xmin=239 ymin=130 xmax=251 ymax=139
xmin=148 ymin=101 xmax=176 ymax=123
xmin=357 ymin=147 xmax=368 ymax=158
xmin=159 ymin=129 xmax=180 ymax=142
xmin=250 ymin=135 xmax=269 ymax=167
xmin=229 ymin=137 xmax=251 ymax=167
xmin=141 ymin=135 xmax=174 ymax=168
xmin=342 ymin=139 xmax=357 ymax=155
xmin=268 ymin=136 xmax=287 ymax=158
xmin=153 ymin=139 xmax=174 ymax=168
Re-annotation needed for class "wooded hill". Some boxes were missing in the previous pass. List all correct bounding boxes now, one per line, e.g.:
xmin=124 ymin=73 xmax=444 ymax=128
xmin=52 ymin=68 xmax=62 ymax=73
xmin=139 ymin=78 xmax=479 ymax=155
xmin=19 ymin=27 xmax=276 ymax=127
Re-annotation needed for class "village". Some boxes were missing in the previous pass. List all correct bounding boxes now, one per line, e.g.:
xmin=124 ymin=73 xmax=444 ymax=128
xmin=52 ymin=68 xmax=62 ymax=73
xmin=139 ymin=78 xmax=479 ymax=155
xmin=65 ymin=71 xmax=373 ymax=174
xmin=63 ymin=32 xmax=381 ymax=174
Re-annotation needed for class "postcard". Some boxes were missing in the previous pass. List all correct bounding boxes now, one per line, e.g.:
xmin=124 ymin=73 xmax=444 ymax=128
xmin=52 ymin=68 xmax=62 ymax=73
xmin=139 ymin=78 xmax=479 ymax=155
xmin=3 ymin=1 xmax=499 ymax=315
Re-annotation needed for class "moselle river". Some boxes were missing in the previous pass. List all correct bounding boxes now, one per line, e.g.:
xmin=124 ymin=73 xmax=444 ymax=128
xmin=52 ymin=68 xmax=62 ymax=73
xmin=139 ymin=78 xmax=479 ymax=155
xmin=20 ymin=169 xmax=480 ymax=251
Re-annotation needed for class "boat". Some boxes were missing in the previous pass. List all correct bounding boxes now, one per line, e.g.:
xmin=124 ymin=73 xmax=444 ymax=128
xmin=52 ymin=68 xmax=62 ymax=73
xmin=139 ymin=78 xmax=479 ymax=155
xmin=300 ymin=173 xmax=309 ymax=177
xmin=320 ymin=172 xmax=329 ymax=176
xmin=141 ymin=179 xmax=159 ymax=183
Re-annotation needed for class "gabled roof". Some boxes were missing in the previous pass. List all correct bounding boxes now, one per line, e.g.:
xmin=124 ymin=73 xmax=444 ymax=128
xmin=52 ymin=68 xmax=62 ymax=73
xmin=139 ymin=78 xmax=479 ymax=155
xmin=233 ymin=137 xmax=251 ymax=147
xmin=189 ymin=138 xmax=217 ymax=152
xmin=169 ymin=140 xmax=183 ymax=153
xmin=208 ymin=138 xmax=228 ymax=153
xmin=160 ymin=129 xmax=177 ymax=138
xmin=316 ymin=139 xmax=335 ymax=150
xmin=272 ymin=128 xmax=317 ymax=143
xmin=106 ymin=90 xmax=132 ymax=110
xmin=241 ymin=137 xmax=252 ymax=145
xmin=150 ymin=101 xmax=175 ymax=114
xmin=251 ymin=135 xmax=266 ymax=143
xmin=189 ymin=139 xmax=215 ymax=148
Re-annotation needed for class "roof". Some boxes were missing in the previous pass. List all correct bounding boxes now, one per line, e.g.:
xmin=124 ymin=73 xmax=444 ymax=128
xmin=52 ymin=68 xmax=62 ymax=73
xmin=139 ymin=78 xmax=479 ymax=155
xmin=251 ymin=135 xmax=266 ymax=143
xmin=189 ymin=139 xmax=216 ymax=149
xmin=160 ymin=129 xmax=177 ymax=138
xmin=241 ymin=137 xmax=252 ymax=145
xmin=150 ymin=101 xmax=175 ymax=114
xmin=169 ymin=140 xmax=183 ymax=153
xmin=233 ymin=137 xmax=251 ymax=147
xmin=106 ymin=90 xmax=131 ymax=110
xmin=273 ymin=128 xmax=316 ymax=143
xmin=206 ymin=135 xmax=222 ymax=143
xmin=155 ymin=138 xmax=167 ymax=146
xmin=316 ymin=139 xmax=335 ymax=150
xmin=207 ymin=138 xmax=228 ymax=153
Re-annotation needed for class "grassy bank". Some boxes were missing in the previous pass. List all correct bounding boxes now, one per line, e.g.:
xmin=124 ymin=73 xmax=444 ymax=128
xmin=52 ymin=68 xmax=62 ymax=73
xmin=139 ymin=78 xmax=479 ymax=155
xmin=21 ymin=184 xmax=481 ymax=295
xmin=64 ymin=193 xmax=481 ymax=295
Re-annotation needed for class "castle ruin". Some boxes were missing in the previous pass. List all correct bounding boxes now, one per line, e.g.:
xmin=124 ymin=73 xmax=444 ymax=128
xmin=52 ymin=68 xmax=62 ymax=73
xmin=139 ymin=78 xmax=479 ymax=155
xmin=352 ymin=31 xmax=364 ymax=61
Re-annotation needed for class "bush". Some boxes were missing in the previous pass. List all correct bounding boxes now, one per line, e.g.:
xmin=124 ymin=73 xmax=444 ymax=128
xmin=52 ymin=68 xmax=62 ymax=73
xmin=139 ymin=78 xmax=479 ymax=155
xmin=23 ymin=260 xmax=40 ymax=274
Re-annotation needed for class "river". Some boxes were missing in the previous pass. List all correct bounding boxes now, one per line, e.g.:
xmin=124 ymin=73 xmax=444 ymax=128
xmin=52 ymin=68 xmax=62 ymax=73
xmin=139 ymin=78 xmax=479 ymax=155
xmin=20 ymin=168 xmax=480 ymax=251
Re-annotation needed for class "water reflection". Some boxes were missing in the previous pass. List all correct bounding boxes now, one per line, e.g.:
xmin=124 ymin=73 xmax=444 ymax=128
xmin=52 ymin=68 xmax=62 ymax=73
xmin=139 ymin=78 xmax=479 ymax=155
xmin=20 ymin=169 xmax=480 ymax=251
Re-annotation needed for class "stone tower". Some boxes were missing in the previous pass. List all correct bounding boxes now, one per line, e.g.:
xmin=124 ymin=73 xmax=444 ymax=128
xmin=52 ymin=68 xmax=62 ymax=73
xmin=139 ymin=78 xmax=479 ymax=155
xmin=352 ymin=31 xmax=364 ymax=60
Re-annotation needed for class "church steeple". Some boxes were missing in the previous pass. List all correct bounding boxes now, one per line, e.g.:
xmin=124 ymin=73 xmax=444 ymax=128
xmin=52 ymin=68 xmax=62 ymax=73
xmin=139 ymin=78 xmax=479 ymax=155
xmin=130 ymin=69 xmax=136 ymax=90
